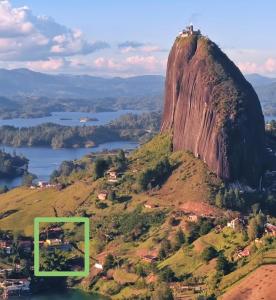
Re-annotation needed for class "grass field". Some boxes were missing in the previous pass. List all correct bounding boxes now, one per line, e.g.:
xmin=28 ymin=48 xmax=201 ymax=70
xmin=220 ymin=264 xmax=276 ymax=300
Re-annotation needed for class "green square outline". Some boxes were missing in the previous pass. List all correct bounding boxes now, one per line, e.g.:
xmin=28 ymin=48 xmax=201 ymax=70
xmin=34 ymin=217 xmax=90 ymax=277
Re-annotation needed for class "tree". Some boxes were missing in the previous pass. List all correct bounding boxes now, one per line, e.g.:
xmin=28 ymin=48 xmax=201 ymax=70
xmin=103 ymin=253 xmax=115 ymax=271
xmin=59 ymin=160 xmax=74 ymax=177
xmin=40 ymin=249 xmax=67 ymax=272
xmin=215 ymin=191 xmax=224 ymax=208
xmin=216 ymin=253 xmax=230 ymax=275
xmin=256 ymin=211 xmax=266 ymax=228
xmin=22 ymin=172 xmax=37 ymax=187
xmin=201 ymin=246 xmax=218 ymax=262
xmin=247 ymin=211 xmax=266 ymax=241
xmin=152 ymin=283 xmax=174 ymax=300
xmin=199 ymin=220 xmax=213 ymax=236
xmin=158 ymin=239 xmax=171 ymax=259
xmin=114 ymin=149 xmax=127 ymax=170
xmin=93 ymin=158 xmax=109 ymax=179
xmin=135 ymin=263 xmax=147 ymax=277
xmin=0 ymin=185 xmax=8 ymax=194
xmin=159 ymin=267 xmax=175 ymax=282
xmin=108 ymin=190 xmax=116 ymax=202
xmin=248 ymin=218 xmax=259 ymax=241
xmin=251 ymin=203 xmax=260 ymax=215
xmin=174 ymin=228 xmax=185 ymax=250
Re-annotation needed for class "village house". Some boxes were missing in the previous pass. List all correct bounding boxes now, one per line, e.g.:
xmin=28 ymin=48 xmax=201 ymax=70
xmin=215 ymin=224 xmax=223 ymax=234
xmin=227 ymin=218 xmax=244 ymax=230
xmin=187 ymin=214 xmax=199 ymax=223
xmin=0 ymin=279 xmax=30 ymax=298
xmin=98 ymin=191 xmax=108 ymax=201
xmin=45 ymin=238 xmax=62 ymax=246
xmin=265 ymin=223 xmax=276 ymax=237
xmin=237 ymin=248 xmax=250 ymax=258
xmin=36 ymin=181 xmax=58 ymax=189
xmin=37 ymin=181 xmax=47 ymax=188
xmin=141 ymin=254 xmax=158 ymax=263
xmin=0 ymin=240 xmax=13 ymax=254
xmin=144 ymin=203 xmax=159 ymax=209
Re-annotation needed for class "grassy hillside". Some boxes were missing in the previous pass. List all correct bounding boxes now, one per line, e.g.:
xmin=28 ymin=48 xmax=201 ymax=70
xmin=0 ymin=134 xmax=275 ymax=299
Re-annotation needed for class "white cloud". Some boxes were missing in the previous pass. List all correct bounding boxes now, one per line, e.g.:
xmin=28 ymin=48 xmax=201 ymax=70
xmin=66 ymin=54 xmax=166 ymax=76
xmin=118 ymin=40 xmax=163 ymax=54
xmin=225 ymin=48 xmax=276 ymax=76
xmin=237 ymin=58 xmax=276 ymax=75
xmin=27 ymin=58 xmax=64 ymax=71
xmin=0 ymin=0 xmax=109 ymax=61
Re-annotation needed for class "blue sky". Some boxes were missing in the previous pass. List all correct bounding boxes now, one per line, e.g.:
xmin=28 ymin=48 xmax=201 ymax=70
xmin=1 ymin=0 xmax=275 ymax=76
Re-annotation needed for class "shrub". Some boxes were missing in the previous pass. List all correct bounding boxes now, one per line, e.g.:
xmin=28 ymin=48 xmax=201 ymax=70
xmin=201 ymin=246 xmax=218 ymax=262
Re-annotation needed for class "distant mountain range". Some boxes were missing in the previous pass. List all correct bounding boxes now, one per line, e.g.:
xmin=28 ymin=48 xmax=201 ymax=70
xmin=0 ymin=68 xmax=275 ymax=118
xmin=245 ymin=73 xmax=276 ymax=87
xmin=0 ymin=68 xmax=164 ymax=99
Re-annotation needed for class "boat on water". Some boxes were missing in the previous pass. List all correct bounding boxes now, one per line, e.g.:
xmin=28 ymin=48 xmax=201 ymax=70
xmin=79 ymin=117 xmax=99 ymax=123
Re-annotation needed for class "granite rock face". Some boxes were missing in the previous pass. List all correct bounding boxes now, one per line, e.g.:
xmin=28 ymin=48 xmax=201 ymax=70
xmin=161 ymin=34 xmax=265 ymax=186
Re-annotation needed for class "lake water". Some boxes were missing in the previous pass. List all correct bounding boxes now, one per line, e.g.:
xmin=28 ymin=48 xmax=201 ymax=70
xmin=0 ymin=110 xmax=143 ymax=128
xmin=9 ymin=290 xmax=109 ymax=300
xmin=0 ymin=110 xmax=141 ymax=189
xmin=0 ymin=141 xmax=138 ymax=188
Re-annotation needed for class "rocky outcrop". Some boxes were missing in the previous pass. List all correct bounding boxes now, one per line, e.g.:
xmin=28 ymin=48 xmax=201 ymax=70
xmin=161 ymin=34 xmax=265 ymax=186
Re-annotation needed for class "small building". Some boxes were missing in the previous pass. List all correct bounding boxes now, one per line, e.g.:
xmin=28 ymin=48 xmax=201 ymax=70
xmin=98 ymin=191 xmax=108 ymax=201
xmin=1 ymin=279 xmax=30 ymax=298
xmin=0 ymin=240 xmax=13 ymax=254
xmin=144 ymin=203 xmax=158 ymax=209
xmin=237 ymin=248 xmax=250 ymax=258
xmin=37 ymin=181 xmax=48 ymax=188
xmin=94 ymin=263 xmax=103 ymax=270
xmin=178 ymin=24 xmax=201 ymax=38
xmin=141 ymin=255 xmax=158 ymax=263
xmin=45 ymin=238 xmax=62 ymax=246
xmin=227 ymin=218 xmax=243 ymax=230
xmin=188 ymin=214 xmax=199 ymax=223
xmin=106 ymin=168 xmax=118 ymax=180
xmin=215 ymin=224 xmax=223 ymax=234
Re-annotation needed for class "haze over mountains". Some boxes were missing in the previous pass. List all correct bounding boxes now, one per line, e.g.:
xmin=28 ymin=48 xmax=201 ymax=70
xmin=0 ymin=68 xmax=275 ymax=117
xmin=0 ymin=68 xmax=165 ymax=99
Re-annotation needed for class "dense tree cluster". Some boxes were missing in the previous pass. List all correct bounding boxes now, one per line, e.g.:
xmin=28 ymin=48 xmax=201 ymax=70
xmin=0 ymin=150 xmax=28 ymax=178
xmin=0 ymin=123 xmax=121 ymax=149
xmin=0 ymin=112 xmax=162 ymax=149
xmin=215 ymin=188 xmax=245 ymax=210
xmin=138 ymin=156 xmax=172 ymax=191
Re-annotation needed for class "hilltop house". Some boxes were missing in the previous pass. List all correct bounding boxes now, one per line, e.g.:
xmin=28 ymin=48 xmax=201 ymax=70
xmin=178 ymin=25 xmax=201 ymax=38
xmin=98 ymin=191 xmax=108 ymax=201
xmin=187 ymin=214 xmax=199 ymax=223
